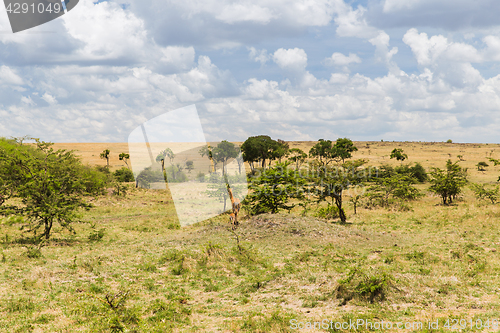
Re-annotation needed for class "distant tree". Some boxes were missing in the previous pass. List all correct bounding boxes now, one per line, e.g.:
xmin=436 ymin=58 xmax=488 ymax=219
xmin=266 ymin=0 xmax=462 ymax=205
xmin=156 ymin=148 xmax=175 ymax=173
xmin=429 ymin=160 xmax=468 ymax=205
xmin=272 ymin=139 xmax=289 ymax=164
xmin=100 ymin=149 xmax=110 ymax=167
xmin=446 ymin=139 xmax=453 ymax=143
xmin=241 ymin=135 xmax=281 ymax=170
xmin=135 ymin=166 xmax=164 ymax=189
xmin=165 ymin=163 xmax=188 ymax=183
xmin=287 ymin=148 xmax=307 ymax=170
xmin=212 ymin=141 xmax=239 ymax=175
xmin=199 ymin=145 xmax=217 ymax=173
xmin=185 ymin=160 xmax=194 ymax=173
xmin=390 ymin=148 xmax=408 ymax=163
xmin=333 ymin=138 xmax=358 ymax=163
xmin=477 ymin=161 xmax=489 ymax=171
xmin=309 ymin=139 xmax=335 ymax=166
xmin=309 ymin=138 xmax=358 ymax=165
xmin=119 ymin=153 xmax=130 ymax=169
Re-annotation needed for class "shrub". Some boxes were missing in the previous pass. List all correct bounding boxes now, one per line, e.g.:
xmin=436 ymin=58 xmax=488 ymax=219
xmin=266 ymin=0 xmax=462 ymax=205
xmin=243 ymin=162 xmax=306 ymax=215
xmin=429 ymin=160 xmax=467 ymax=205
xmin=367 ymin=173 xmax=422 ymax=207
xmin=113 ymin=167 xmax=134 ymax=182
xmin=88 ymin=228 xmax=105 ymax=241
xmin=315 ymin=204 xmax=340 ymax=220
xmin=165 ymin=165 xmax=188 ymax=183
xmin=335 ymin=269 xmax=392 ymax=305
xmin=135 ymin=166 xmax=164 ymax=188
xmin=470 ymin=183 xmax=499 ymax=204
xmin=409 ymin=162 xmax=428 ymax=182
xmin=196 ymin=171 xmax=206 ymax=182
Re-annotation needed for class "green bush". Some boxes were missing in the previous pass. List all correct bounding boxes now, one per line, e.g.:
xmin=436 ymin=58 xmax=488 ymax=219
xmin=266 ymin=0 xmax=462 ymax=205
xmin=135 ymin=166 xmax=164 ymax=188
xmin=196 ymin=171 xmax=206 ymax=182
xmin=315 ymin=204 xmax=340 ymax=220
xmin=165 ymin=165 xmax=188 ymax=183
xmin=113 ymin=167 xmax=134 ymax=182
xmin=335 ymin=269 xmax=392 ymax=305
xmin=88 ymin=228 xmax=105 ymax=241
xmin=243 ymin=162 xmax=306 ymax=215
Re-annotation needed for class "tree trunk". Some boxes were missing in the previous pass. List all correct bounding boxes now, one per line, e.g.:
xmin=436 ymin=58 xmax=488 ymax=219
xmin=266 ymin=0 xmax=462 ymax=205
xmin=334 ymin=193 xmax=346 ymax=223
xmin=44 ymin=218 xmax=52 ymax=239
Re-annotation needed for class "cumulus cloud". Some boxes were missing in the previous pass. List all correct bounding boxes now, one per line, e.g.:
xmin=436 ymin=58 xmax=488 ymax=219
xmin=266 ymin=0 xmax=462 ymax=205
xmin=403 ymin=29 xmax=481 ymax=66
xmin=273 ymin=48 xmax=308 ymax=72
xmin=324 ymin=52 xmax=361 ymax=66
xmin=3 ymin=0 xmax=500 ymax=144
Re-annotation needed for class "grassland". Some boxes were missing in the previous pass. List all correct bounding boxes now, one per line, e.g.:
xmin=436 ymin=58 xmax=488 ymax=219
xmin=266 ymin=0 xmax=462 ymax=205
xmin=1 ymin=141 xmax=500 ymax=332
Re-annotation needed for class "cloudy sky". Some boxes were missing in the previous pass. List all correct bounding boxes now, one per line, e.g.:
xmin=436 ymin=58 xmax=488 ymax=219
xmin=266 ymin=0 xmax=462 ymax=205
xmin=1 ymin=0 xmax=500 ymax=143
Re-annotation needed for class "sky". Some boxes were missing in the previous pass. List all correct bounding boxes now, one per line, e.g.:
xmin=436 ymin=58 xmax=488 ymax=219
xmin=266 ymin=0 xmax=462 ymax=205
xmin=1 ymin=0 xmax=500 ymax=143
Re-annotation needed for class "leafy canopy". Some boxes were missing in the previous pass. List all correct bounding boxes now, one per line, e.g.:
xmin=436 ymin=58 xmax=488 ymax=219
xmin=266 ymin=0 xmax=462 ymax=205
xmin=429 ymin=159 xmax=467 ymax=205
xmin=0 ymin=138 xmax=108 ymax=239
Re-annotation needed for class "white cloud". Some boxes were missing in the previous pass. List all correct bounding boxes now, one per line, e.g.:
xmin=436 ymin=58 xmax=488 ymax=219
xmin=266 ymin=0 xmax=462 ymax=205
xmin=248 ymin=47 xmax=270 ymax=65
xmin=0 ymin=66 xmax=23 ymax=85
xmin=324 ymin=52 xmax=361 ymax=66
xmin=215 ymin=4 xmax=274 ymax=24
xmin=369 ymin=32 xmax=398 ymax=66
xmin=273 ymin=48 xmax=308 ymax=72
xmin=21 ymin=96 xmax=35 ymax=106
xmin=41 ymin=93 xmax=57 ymax=105
xmin=62 ymin=0 xmax=148 ymax=62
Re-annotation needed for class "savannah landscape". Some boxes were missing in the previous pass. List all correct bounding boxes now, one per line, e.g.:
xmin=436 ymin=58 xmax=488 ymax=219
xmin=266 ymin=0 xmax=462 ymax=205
xmin=1 ymin=139 xmax=500 ymax=332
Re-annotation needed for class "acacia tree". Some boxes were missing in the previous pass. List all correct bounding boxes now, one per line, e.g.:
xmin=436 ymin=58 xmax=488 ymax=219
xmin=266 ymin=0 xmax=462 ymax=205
xmin=241 ymin=135 xmax=280 ymax=170
xmin=366 ymin=173 xmax=421 ymax=207
xmin=272 ymin=139 xmax=289 ymax=164
xmin=287 ymin=148 xmax=307 ymax=170
xmin=333 ymin=138 xmax=358 ymax=163
xmin=156 ymin=148 xmax=175 ymax=173
xmin=119 ymin=153 xmax=130 ymax=169
xmin=309 ymin=138 xmax=358 ymax=165
xmin=311 ymin=159 xmax=367 ymax=223
xmin=243 ymin=162 xmax=306 ymax=214
xmin=212 ymin=140 xmax=239 ymax=175
xmin=429 ymin=159 xmax=467 ymax=205
xmin=100 ymin=149 xmax=110 ymax=167
xmin=0 ymin=138 xmax=107 ymax=240
xmin=390 ymin=148 xmax=408 ymax=164
xmin=199 ymin=145 xmax=217 ymax=173
xmin=476 ymin=161 xmax=489 ymax=171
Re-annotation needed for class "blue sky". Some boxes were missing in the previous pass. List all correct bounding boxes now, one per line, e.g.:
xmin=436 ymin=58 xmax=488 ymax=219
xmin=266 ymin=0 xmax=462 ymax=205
xmin=1 ymin=0 xmax=500 ymax=143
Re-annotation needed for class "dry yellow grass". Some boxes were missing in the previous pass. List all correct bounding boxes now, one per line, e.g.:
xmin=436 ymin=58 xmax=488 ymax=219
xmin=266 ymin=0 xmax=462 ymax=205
xmin=1 ymin=139 xmax=497 ymax=332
